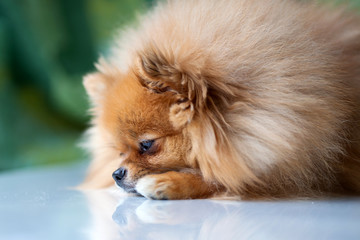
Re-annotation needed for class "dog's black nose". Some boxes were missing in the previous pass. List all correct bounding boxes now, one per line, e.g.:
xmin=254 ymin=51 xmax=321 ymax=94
xmin=112 ymin=167 xmax=127 ymax=183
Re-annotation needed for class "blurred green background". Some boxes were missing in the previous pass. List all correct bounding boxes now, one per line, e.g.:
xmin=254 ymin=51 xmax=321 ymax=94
xmin=0 ymin=0 xmax=359 ymax=171
xmin=0 ymin=0 xmax=153 ymax=171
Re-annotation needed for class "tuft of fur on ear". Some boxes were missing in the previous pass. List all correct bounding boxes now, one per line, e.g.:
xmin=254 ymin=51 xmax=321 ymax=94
xmin=134 ymin=43 xmax=244 ymax=130
xmin=135 ymin=44 xmax=209 ymax=110
xmin=83 ymin=73 xmax=108 ymax=101
xmin=169 ymin=96 xmax=195 ymax=130
xmin=83 ymin=73 xmax=116 ymax=107
xmin=83 ymin=58 xmax=118 ymax=105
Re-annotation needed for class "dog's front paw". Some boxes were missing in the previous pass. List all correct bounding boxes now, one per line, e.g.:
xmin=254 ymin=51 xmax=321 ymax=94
xmin=135 ymin=174 xmax=175 ymax=200
xmin=135 ymin=171 xmax=216 ymax=200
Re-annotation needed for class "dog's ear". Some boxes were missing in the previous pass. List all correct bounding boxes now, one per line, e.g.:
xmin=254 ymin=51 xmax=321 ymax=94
xmin=168 ymin=95 xmax=195 ymax=130
xmin=83 ymin=72 xmax=114 ymax=105
xmin=135 ymin=47 xmax=209 ymax=129
xmin=136 ymin=47 xmax=208 ymax=110
xmin=83 ymin=57 xmax=118 ymax=105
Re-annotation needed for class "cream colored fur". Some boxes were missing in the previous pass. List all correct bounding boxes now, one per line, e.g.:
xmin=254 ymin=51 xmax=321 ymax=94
xmin=82 ymin=0 xmax=360 ymax=199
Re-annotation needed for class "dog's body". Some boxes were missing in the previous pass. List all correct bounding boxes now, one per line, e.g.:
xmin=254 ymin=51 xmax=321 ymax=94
xmin=81 ymin=0 xmax=360 ymax=199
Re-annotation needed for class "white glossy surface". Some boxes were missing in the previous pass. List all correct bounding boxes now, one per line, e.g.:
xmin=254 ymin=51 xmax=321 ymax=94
xmin=0 ymin=164 xmax=359 ymax=240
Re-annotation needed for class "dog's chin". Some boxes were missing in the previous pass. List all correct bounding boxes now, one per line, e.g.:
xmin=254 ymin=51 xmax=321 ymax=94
xmin=115 ymin=182 xmax=138 ymax=194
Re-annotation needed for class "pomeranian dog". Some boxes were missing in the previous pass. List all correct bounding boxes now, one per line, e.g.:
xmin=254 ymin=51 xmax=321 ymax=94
xmin=81 ymin=0 xmax=360 ymax=200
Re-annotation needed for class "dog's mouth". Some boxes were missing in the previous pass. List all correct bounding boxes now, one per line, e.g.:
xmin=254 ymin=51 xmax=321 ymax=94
xmin=124 ymin=188 xmax=138 ymax=194
xmin=112 ymin=168 xmax=140 ymax=194
xmin=115 ymin=180 xmax=138 ymax=194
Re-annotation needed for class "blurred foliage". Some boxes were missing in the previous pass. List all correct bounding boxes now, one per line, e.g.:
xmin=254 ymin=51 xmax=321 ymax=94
xmin=0 ymin=0 xmax=358 ymax=171
xmin=0 ymin=0 xmax=153 ymax=171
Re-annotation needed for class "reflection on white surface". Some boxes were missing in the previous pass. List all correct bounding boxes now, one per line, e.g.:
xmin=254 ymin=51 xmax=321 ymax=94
xmin=102 ymin=195 xmax=360 ymax=240
xmin=0 ymin=164 xmax=359 ymax=240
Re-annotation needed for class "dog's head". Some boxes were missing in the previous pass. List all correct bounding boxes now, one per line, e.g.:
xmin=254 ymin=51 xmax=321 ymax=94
xmin=83 ymin=45 xmax=218 ymax=193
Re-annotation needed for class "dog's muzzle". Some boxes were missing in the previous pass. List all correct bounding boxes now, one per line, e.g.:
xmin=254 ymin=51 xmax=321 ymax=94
xmin=112 ymin=168 xmax=137 ymax=193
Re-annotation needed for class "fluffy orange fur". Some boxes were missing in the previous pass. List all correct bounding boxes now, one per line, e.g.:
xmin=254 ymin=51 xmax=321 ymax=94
xmin=81 ymin=0 xmax=360 ymax=199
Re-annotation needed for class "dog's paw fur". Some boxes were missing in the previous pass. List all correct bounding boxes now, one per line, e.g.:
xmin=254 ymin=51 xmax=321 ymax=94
xmin=135 ymin=174 xmax=174 ymax=200
xmin=135 ymin=171 xmax=216 ymax=200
